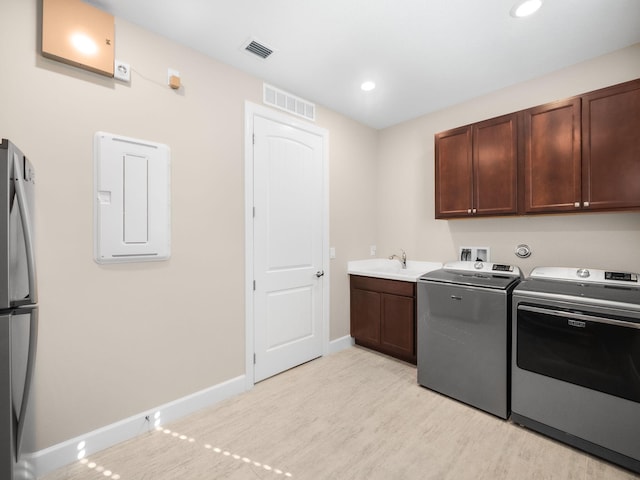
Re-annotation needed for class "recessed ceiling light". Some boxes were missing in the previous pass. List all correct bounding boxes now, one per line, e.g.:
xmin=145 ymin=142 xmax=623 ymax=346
xmin=361 ymin=81 xmax=376 ymax=92
xmin=510 ymin=0 xmax=543 ymax=18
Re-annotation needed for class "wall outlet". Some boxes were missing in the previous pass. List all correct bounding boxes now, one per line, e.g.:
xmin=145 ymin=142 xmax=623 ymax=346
xmin=114 ymin=60 xmax=130 ymax=82
xmin=370 ymin=245 xmax=376 ymax=256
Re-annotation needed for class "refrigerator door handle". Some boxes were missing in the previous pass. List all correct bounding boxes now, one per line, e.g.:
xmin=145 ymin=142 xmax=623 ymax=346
xmin=12 ymin=153 xmax=37 ymax=304
xmin=15 ymin=309 xmax=38 ymax=461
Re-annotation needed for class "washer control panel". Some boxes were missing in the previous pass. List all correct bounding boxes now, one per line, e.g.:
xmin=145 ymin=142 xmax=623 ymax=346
xmin=444 ymin=261 xmax=520 ymax=276
xmin=530 ymin=267 xmax=639 ymax=286
xmin=605 ymin=271 xmax=638 ymax=282
xmin=492 ymin=264 xmax=515 ymax=272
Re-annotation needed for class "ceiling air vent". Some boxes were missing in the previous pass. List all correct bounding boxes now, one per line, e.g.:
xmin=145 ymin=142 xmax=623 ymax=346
xmin=263 ymin=84 xmax=316 ymax=122
xmin=244 ymin=39 xmax=274 ymax=59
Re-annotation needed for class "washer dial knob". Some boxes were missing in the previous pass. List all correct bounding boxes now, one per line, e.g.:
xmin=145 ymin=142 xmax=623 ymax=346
xmin=576 ymin=268 xmax=590 ymax=278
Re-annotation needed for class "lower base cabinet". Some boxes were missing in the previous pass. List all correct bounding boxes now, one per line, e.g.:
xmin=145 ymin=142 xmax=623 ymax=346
xmin=350 ymin=275 xmax=416 ymax=364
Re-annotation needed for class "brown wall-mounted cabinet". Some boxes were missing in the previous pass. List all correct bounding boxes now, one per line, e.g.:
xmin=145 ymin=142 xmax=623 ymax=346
xmin=435 ymin=114 xmax=518 ymax=218
xmin=435 ymin=78 xmax=640 ymax=219
xmin=350 ymin=275 xmax=417 ymax=364
xmin=434 ymin=126 xmax=472 ymax=218
xmin=522 ymin=98 xmax=581 ymax=213
xmin=582 ymin=80 xmax=640 ymax=211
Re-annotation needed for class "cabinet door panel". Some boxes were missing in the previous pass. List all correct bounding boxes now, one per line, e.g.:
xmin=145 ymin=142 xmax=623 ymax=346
xmin=381 ymin=293 xmax=415 ymax=361
xmin=523 ymin=98 xmax=581 ymax=213
xmin=350 ymin=288 xmax=380 ymax=345
xmin=435 ymin=126 xmax=472 ymax=218
xmin=582 ymin=79 xmax=640 ymax=210
xmin=473 ymin=114 xmax=518 ymax=215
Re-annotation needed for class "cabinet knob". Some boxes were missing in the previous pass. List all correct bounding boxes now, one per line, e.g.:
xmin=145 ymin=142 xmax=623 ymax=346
xmin=574 ymin=202 xmax=581 ymax=208
xmin=467 ymin=209 xmax=472 ymax=214
xmin=583 ymin=201 xmax=590 ymax=207
xmin=472 ymin=208 xmax=477 ymax=214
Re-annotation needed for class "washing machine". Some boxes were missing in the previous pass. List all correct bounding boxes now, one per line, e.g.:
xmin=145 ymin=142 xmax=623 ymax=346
xmin=417 ymin=261 xmax=522 ymax=419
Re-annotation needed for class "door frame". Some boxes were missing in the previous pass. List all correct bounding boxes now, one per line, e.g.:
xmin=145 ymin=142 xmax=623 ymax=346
xmin=244 ymin=101 xmax=330 ymax=390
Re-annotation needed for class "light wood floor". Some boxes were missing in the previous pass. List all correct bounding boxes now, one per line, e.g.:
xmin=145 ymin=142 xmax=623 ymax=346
xmin=42 ymin=346 xmax=640 ymax=480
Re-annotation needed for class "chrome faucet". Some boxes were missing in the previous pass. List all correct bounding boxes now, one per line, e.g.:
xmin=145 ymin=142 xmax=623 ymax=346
xmin=389 ymin=249 xmax=407 ymax=269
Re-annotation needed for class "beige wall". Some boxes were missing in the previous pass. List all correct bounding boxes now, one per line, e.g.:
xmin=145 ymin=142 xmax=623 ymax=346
xmin=3 ymin=0 xmax=639 ymax=458
xmin=322 ymin=110 xmax=379 ymax=339
xmin=0 ymin=0 xmax=378 ymax=451
xmin=377 ymin=43 xmax=640 ymax=275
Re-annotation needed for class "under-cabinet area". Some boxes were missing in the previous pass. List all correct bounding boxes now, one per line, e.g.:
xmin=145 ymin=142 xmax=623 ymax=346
xmin=350 ymin=274 xmax=417 ymax=364
xmin=435 ymin=77 xmax=640 ymax=219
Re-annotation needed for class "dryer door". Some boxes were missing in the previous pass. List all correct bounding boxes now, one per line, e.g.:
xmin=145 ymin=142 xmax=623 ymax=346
xmin=517 ymin=304 xmax=640 ymax=402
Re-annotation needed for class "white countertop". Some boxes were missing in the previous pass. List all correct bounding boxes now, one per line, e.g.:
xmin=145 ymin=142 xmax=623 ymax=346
xmin=347 ymin=258 xmax=443 ymax=282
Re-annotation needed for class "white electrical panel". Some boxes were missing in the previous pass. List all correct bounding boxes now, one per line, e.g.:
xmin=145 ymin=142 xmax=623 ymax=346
xmin=94 ymin=132 xmax=171 ymax=264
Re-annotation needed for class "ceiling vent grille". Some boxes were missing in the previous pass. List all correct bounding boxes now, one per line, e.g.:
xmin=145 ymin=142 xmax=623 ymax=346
xmin=263 ymin=84 xmax=316 ymax=122
xmin=244 ymin=40 xmax=274 ymax=59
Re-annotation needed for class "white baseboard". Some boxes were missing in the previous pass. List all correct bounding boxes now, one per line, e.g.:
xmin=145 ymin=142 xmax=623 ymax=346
xmin=328 ymin=335 xmax=354 ymax=354
xmin=26 ymin=340 xmax=353 ymax=478
xmin=26 ymin=374 xmax=247 ymax=479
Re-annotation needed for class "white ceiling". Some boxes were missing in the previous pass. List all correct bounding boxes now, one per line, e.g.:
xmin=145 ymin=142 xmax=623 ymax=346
xmin=85 ymin=0 xmax=640 ymax=129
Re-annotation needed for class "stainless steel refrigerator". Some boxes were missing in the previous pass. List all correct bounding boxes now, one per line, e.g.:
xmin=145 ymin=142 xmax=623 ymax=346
xmin=0 ymin=139 xmax=38 ymax=480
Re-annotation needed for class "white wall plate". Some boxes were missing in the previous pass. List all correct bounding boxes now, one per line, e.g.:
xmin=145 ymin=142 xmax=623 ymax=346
xmin=459 ymin=246 xmax=490 ymax=262
xmin=114 ymin=60 xmax=130 ymax=82
xmin=94 ymin=132 xmax=171 ymax=264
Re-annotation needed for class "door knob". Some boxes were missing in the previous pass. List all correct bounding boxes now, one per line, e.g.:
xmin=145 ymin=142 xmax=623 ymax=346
xmin=316 ymin=270 xmax=325 ymax=277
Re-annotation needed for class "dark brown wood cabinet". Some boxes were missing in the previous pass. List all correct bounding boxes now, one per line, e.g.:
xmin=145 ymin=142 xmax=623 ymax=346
xmin=435 ymin=113 xmax=518 ymax=218
xmin=523 ymin=79 xmax=640 ymax=214
xmin=582 ymin=80 xmax=640 ymax=211
xmin=435 ymin=78 xmax=640 ymax=218
xmin=435 ymin=126 xmax=472 ymax=218
xmin=350 ymin=275 xmax=416 ymax=364
xmin=522 ymin=98 xmax=582 ymax=213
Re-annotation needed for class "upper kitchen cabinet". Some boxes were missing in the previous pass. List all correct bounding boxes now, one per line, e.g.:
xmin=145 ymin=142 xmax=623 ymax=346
xmin=435 ymin=114 xmax=518 ymax=218
xmin=434 ymin=78 xmax=640 ymax=219
xmin=435 ymin=126 xmax=472 ymax=218
xmin=522 ymin=98 xmax=581 ymax=214
xmin=582 ymin=79 xmax=640 ymax=211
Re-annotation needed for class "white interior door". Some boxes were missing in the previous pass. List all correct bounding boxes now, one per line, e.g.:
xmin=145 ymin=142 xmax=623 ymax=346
xmin=252 ymin=113 xmax=325 ymax=382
